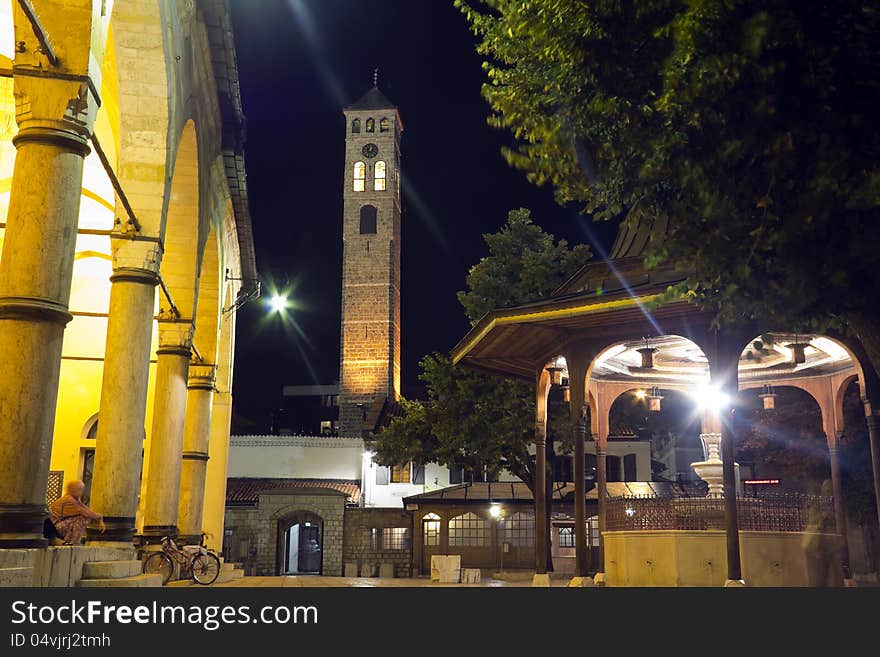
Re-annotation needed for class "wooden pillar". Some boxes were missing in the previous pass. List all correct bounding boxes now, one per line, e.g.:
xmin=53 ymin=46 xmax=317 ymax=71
xmin=532 ymin=368 xmax=551 ymax=586
xmin=828 ymin=435 xmax=851 ymax=580
xmin=704 ymin=327 xmax=748 ymax=586
xmin=563 ymin=349 xmax=591 ymax=584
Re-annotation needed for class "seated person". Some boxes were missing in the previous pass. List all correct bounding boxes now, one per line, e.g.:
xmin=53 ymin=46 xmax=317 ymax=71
xmin=49 ymin=480 xmax=105 ymax=545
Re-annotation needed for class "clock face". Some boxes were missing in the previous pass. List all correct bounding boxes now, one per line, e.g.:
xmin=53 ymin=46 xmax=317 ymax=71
xmin=362 ymin=143 xmax=379 ymax=159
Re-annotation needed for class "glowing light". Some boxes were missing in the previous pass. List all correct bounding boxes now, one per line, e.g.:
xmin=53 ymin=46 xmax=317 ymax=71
xmin=634 ymin=389 xmax=647 ymax=400
xmin=624 ymin=507 xmax=635 ymax=518
xmin=489 ymin=504 xmax=503 ymax=519
xmin=691 ymin=385 xmax=731 ymax=412
xmin=269 ymin=294 xmax=287 ymax=313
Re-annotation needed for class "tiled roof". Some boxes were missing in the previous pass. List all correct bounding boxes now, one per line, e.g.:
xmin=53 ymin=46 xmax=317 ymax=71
xmin=403 ymin=481 xmax=705 ymax=504
xmin=345 ymin=85 xmax=396 ymax=110
xmin=226 ymin=478 xmax=361 ymax=506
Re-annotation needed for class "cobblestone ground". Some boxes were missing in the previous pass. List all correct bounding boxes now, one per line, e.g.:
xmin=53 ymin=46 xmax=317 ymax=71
xmin=210 ymin=575 xmax=573 ymax=587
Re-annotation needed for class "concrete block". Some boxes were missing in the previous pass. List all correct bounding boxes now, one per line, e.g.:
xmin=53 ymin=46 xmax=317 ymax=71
xmin=593 ymin=572 xmax=607 ymax=587
xmin=567 ymin=576 xmax=595 ymax=587
xmin=344 ymin=562 xmax=358 ymax=577
xmin=361 ymin=562 xmax=375 ymax=577
xmin=531 ymin=573 xmax=551 ymax=587
xmin=81 ymin=560 xmax=143 ymax=580
xmin=0 ymin=567 xmax=34 ymax=587
xmin=378 ymin=563 xmax=394 ymax=578
xmin=461 ymin=568 xmax=481 ymax=583
xmin=76 ymin=574 xmax=163 ymax=588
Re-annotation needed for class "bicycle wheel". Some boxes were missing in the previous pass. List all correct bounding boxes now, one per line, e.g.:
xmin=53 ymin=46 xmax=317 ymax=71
xmin=191 ymin=552 xmax=221 ymax=585
xmin=143 ymin=552 xmax=174 ymax=585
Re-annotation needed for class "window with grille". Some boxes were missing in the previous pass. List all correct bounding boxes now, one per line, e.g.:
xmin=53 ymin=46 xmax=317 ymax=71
xmin=366 ymin=118 xmax=375 ymax=132
xmin=46 ymin=471 xmax=64 ymax=506
xmin=391 ymin=462 xmax=411 ymax=483
xmin=380 ymin=527 xmax=409 ymax=550
xmin=449 ymin=512 xmax=487 ymax=547
xmin=500 ymin=511 xmax=534 ymax=547
xmin=558 ymin=526 xmax=575 ymax=548
xmin=423 ymin=513 xmax=440 ymax=546
xmin=352 ymin=118 xmax=361 ymax=133
xmin=379 ymin=117 xmax=389 ymax=132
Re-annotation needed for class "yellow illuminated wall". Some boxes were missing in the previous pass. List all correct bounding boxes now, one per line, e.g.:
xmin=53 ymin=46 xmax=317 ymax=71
xmin=0 ymin=25 xmax=159 ymax=513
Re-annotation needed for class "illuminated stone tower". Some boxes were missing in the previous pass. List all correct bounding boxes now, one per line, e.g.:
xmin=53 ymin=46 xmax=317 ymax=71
xmin=338 ymin=84 xmax=402 ymax=437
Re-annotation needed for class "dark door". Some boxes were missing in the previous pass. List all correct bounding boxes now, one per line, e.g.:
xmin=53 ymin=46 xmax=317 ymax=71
xmin=297 ymin=523 xmax=322 ymax=574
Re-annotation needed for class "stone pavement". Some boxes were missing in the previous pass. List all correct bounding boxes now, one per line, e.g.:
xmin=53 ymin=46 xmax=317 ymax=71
xmin=206 ymin=575 xmax=569 ymax=587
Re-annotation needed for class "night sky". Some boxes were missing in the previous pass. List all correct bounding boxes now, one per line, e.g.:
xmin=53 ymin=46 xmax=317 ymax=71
xmin=228 ymin=0 xmax=618 ymax=430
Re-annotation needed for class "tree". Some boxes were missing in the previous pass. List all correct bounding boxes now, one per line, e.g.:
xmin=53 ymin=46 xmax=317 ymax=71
xmin=374 ymin=209 xmax=589 ymax=570
xmin=457 ymin=0 xmax=880 ymax=376
xmin=458 ymin=208 xmax=591 ymax=324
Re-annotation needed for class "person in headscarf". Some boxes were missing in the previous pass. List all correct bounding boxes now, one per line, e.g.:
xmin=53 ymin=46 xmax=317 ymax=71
xmin=49 ymin=480 xmax=105 ymax=545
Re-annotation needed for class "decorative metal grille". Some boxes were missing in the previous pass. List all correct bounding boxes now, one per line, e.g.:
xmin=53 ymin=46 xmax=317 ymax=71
xmin=46 ymin=471 xmax=64 ymax=506
xmin=449 ymin=512 xmax=488 ymax=547
xmin=606 ymin=493 xmax=835 ymax=533
xmin=500 ymin=511 xmax=535 ymax=547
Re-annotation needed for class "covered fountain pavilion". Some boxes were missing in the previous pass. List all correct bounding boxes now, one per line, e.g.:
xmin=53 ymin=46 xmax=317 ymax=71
xmin=451 ymin=249 xmax=880 ymax=587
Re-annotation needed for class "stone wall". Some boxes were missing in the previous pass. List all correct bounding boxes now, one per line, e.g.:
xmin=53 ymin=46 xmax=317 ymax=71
xmin=223 ymin=489 xmax=347 ymax=576
xmin=343 ymin=508 xmax=413 ymax=578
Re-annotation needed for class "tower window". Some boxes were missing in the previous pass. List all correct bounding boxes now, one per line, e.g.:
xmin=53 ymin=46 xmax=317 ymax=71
xmin=351 ymin=118 xmax=361 ymax=133
xmin=353 ymin=161 xmax=366 ymax=192
xmin=366 ymin=118 xmax=375 ymax=133
xmin=360 ymin=205 xmax=377 ymax=234
xmin=379 ymin=117 xmax=389 ymax=132
xmin=374 ymin=160 xmax=386 ymax=191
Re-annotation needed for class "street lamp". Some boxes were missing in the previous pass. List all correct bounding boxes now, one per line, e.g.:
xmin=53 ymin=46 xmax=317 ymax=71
xmin=268 ymin=294 xmax=287 ymax=313
xmin=489 ymin=504 xmax=504 ymax=573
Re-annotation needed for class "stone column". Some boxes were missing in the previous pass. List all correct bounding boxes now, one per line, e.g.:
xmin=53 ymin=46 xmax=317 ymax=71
xmin=140 ymin=320 xmax=193 ymax=542
xmin=828 ymin=436 xmax=851 ymax=580
xmin=177 ymin=364 xmax=216 ymax=544
xmin=532 ymin=369 xmax=551 ymax=586
xmin=202 ymin=392 xmax=232 ymax=552
xmin=0 ymin=66 xmax=96 ymax=546
xmin=87 ymin=238 xmax=161 ymax=545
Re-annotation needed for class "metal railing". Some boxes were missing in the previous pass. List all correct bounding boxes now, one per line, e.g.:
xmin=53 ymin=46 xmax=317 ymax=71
xmin=606 ymin=493 xmax=835 ymax=533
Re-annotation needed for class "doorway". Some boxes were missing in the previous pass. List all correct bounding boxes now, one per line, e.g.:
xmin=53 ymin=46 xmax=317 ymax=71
xmin=277 ymin=512 xmax=323 ymax=575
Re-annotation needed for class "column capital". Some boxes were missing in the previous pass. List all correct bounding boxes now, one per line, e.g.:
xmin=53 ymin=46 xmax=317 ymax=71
xmin=188 ymin=363 xmax=217 ymax=390
xmin=110 ymin=235 xmax=162 ymax=283
xmin=157 ymin=320 xmax=194 ymax=356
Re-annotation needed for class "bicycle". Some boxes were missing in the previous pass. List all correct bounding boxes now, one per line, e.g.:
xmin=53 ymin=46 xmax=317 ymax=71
xmin=142 ymin=534 xmax=221 ymax=585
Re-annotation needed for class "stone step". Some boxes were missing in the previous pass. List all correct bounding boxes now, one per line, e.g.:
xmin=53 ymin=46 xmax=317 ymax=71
xmin=0 ymin=549 xmax=38 ymax=569
xmin=81 ymin=560 xmax=143 ymax=580
xmin=0 ymin=567 xmax=33 ymax=587
xmin=77 ymin=573 xmax=163 ymax=588
xmin=166 ymin=566 xmax=243 ymax=586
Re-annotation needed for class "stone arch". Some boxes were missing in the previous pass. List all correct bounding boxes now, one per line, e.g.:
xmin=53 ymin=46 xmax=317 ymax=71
xmin=274 ymin=508 xmax=325 ymax=576
xmin=108 ymin=0 xmax=170 ymax=237
xmin=81 ymin=412 xmax=100 ymax=441
xmin=160 ymin=119 xmax=200 ymax=320
xmin=192 ymin=226 xmax=221 ymax=363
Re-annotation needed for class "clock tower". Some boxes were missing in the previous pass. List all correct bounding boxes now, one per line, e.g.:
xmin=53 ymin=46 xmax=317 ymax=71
xmin=338 ymin=84 xmax=402 ymax=437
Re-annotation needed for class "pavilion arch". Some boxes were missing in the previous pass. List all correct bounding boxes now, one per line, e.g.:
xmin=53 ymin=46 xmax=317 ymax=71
xmin=159 ymin=119 xmax=200 ymax=320
xmin=737 ymin=332 xmax=861 ymax=443
xmin=192 ymin=226 xmax=221 ymax=364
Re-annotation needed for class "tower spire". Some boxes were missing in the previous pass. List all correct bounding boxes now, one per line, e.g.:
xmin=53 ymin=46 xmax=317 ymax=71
xmin=373 ymin=67 xmax=379 ymax=88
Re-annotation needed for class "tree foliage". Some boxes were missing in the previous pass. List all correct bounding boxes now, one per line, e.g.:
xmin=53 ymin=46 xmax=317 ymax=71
xmin=374 ymin=209 xmax=587 ymax=490
xmin=458 ymin=208 xmax=591 ymax=324
xmin=457 ymin=0 xmax=880 ymax=372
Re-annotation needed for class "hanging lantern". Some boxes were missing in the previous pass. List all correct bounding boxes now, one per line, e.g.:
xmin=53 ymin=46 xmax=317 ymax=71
xmin=546 ymin=366 xmax=563 ymax=387
xmin=787 ymin=342 xmax=807 ymax=365
xmin=759 ymin=384 xmax=777 ymax=410
xmin=647 ymin=386 xmax=663 ymax=412
xmin=562 ymin=384 xmax=571 ymax=403
xmin=636 ymin=347 xmax=658 ymax=369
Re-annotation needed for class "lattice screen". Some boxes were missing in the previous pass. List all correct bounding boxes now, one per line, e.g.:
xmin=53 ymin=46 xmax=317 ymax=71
xmin=46 ymin=471 xmax=64 ymax=506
